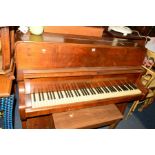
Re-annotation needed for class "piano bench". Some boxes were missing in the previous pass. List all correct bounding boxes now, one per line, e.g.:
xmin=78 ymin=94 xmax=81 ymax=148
xmin=52 ymin=104 xmax=123 ymax=129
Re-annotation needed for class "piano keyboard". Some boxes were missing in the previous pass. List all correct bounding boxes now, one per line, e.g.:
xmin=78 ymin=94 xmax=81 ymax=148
xmin=30 ymin=82 xmax=141 ymax=108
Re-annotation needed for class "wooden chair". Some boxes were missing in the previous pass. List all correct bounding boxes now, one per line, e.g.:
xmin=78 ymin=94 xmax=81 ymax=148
xmin=126 ymin=66 xmax=155 ymax=119
xmin=0 ymin=27 xmax=15 ymax=97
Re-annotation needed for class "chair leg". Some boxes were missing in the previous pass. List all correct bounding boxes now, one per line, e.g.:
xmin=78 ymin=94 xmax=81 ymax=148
xmin=125 ymin=100 xmax=139 ymax=120
xmin=138 ymin=97 xmax=154 ymax=112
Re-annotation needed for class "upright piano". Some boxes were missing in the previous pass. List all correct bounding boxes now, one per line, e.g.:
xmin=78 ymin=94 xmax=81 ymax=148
xmin=15 ymin=32 xmax=148 ymax=128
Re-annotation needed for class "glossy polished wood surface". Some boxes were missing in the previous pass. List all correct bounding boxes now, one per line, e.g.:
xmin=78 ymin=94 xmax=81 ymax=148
xmin=15 ymin=32 xmax=147 ymax=128
xmin=44 ymin=26 xmax=104 ymax=38
xmin=0 ymin=27 xmax=15 ymax=97
xmin=0 ymin=75 xmax=12 ymax=97
xmin=1 ymin=27 xmax=11 ymax=70
xmin=15 ymin=33 xmax=146 ymax=81
xmin=53 ymin=104 xmax=123 ymax=129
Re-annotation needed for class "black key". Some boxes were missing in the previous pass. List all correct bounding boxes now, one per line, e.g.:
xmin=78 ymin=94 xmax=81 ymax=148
xmin=75 ymin=89 xmax=80 ymax=96
xmin=76 ymin=89 xmax=81 ymax=96
xmin=111 ymin=86 xmax=117 ymax=92
xmin=57 ymin=91 xmax=61 ymax=99
xmin=41 ymin=92 xmax=45 ymax=100
xmin=64 ymin=89 xmax=69 ymax=98
xmin=49 ymin=92 xmax=53 ymax=99
xmin=66 ymin=84 xmax=73 ymax=97
xmin=94 ymin=87 xmax=100 ymax=94
xmin=83 ymin=83 xmax=92 ymax=95
xmin=38 ymin=92 xmax=41 ymax=101
xmin=79 ymin=83 xmax=88 ymax=95
xmin=114 ymin=85 xmax=122 ymax=91
xmin=62 ymin=84 xmax=68 ymax=98
xmin=73 ymin=83 xmax=81 ymax=96
xmin=87 ymin=87 xmax=94 ymax=95
xmin=112 ymin=85 xmax=119 ymax=91
xmin=71 ymin=88 xmax=78 ymax=97
xmin=84 ymin=87 xmax=90 ymax=95
xmin=97 ymin=87 xmax=104 ymax=93
xmin=102 ymin=86 xmax=108 ymax=93
xmin=82 ymin=88 xmax=88 ymax=95
xmin=33 ymin=93 xmax=36 ymax=102
xmin=47 ymin=92 xmax=50 ymax=100
xmin=69 ymin=89 xmax=74 ymax=97
xmin=119 ymin=85 xmax=128 ymax=91
xmin=98 ymin=87 xmax=104 ymax=93
xmin=63 ymin=84 xmax=70 ymax=97
xmin=86 ymin=83 xmax=96 ymax=94
xmin=72 ymin=89 xmax=77 ymax=96
xmin=101 ymin=83 xmax=110 ymax=93
xmin=125 ymin=83 xmax=133 ymax=90
xmin=123 ymin=84 xmax=130 ymax=90
xmin=110 ymin=85 xmax=117 ymax=92
xmin=66 ymin=89 xmax=71 ymax=97
xmin=107 ymin=86 xmax=113 ymax=92
xmin=76 ymin=83 xmax=85 ymax=96
xmin=59 ymin=90 xmax=64 ymax=98
xmin=83 ymin=87 xmax=89 ymax=95
xmin=98 ymin=85 xmax=105 ymax=93
xmin=80 ymin=88 xmax=86 ymax=96
xmin=52 ymin=91 xmax=56 ymax=99
xmin=55 ymin=85 xmax=61 ymax=99
xmin=57 ymin=85 xmax=64 ymax=98
xmin=70 ymin=83 xmax=78 ymax=97
xmin=130 ymin=83 xmax=137 ymax=89
xmin=122 ymin=84 xmax=129 ymax=90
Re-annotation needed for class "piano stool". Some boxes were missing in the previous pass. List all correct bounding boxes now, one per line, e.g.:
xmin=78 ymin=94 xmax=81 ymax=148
xmin=52 ymin=104 xmax=123 ymax=129
xmin=0 ymin=95 xmax=14 ymax=129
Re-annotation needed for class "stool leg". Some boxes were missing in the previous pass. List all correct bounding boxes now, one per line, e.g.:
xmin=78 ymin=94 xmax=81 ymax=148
xmin=125 ymin=100 xmax=139 ymax=120
xmin=109 ymin=120 xmax=120 ymax=129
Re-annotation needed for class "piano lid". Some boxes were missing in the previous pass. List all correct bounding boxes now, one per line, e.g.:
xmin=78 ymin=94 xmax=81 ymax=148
xmin=15 ymin=32 xmax=145 ymax=48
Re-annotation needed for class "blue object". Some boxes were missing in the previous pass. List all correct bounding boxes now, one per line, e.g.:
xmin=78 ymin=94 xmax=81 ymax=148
xmin=0 ymin=95 xmax=14 ymax=129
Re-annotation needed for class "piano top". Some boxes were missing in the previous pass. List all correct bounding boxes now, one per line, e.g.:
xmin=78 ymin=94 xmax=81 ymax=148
xmin=15 ymin=32 xmax=145 ymax=48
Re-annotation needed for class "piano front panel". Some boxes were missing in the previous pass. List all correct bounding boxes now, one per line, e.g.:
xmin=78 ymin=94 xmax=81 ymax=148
xmin=15 ymin=42 xmax=145 ymax=70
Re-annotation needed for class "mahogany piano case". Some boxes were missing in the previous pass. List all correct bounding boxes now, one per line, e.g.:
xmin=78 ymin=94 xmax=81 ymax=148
xmin=15 ymin=30 xmax=148 ymax=129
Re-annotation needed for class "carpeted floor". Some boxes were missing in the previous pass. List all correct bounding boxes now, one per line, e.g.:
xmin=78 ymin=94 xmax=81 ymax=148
xmin=13 ymin=99 xmax=155 ymax=129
